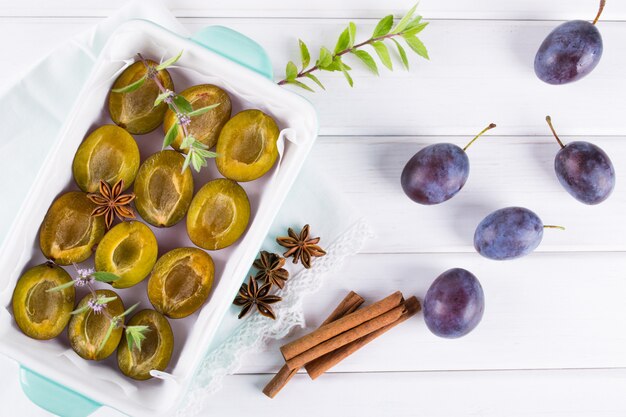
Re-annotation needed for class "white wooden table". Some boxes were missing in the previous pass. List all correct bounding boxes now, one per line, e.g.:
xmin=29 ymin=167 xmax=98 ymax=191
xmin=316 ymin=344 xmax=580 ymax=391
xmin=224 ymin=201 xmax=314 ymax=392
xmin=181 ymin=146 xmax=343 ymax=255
xmin=2 ymin=1 xmax=626 ymax=416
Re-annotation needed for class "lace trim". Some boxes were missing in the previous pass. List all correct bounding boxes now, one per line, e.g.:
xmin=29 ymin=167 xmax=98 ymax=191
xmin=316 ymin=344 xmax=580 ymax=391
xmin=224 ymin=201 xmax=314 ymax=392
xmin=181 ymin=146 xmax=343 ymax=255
xmin=177 ymin=218 xmax=374 ymax=416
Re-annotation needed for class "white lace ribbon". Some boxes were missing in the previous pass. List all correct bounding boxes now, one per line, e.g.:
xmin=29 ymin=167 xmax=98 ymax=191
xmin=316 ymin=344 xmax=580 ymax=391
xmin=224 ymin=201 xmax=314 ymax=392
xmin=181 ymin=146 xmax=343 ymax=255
xmin=177 ymin=218 xmax=374 ymax=416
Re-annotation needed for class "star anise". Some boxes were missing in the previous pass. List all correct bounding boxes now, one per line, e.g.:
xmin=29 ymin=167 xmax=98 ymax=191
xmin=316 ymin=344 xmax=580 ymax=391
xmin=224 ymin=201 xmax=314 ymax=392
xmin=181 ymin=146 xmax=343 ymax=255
xmin=253 ymin=251 xmax=289 ymax=289
xmin=276 ymin=224 xmax=326 ymax=269
xmin=233 ymin=276 xmax=282 ymax=320
xmin=87 ymin=179 xmax=136 ymax=229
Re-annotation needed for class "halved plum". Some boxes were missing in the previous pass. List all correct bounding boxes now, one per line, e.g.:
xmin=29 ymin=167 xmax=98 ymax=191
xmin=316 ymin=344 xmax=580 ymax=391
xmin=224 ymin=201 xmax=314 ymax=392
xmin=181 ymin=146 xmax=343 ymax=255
xmin=147 ymin=248 xmax=214 ymax=319
xmin=39 ymin=192 xmax=105 ymax=265
xmin=95 ymin=221 xmax=158 ymax=289
xmin=68 ymin=290 xmax=125 ymax=360
xmin=12 ymin=263 xmax=74 ymax=340
xmin=163 ymin=84 xmax=232 ymax=151
xmin=215 ymin=110 xmax=280 ymax=182
xmin=117 ymin=309 xmax=174 ymax=380
xmin=134 ymin=150 xmax=194 ymax=227
xmin=72 ymin=125 xmax=140 ymax=193
xmin=108 ymin=60 xmax=174 ymax=134
xmin=186 ymin=178 xmax=250 ymax=250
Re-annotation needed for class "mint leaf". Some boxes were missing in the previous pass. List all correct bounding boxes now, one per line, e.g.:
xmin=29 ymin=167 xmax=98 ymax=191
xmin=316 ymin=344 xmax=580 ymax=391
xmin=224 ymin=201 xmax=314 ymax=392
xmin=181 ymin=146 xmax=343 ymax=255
xmin=372 ymin=15 xmax=393 ymax=37
xmin=46 ymin=280 xmax=76 ymax=293
xmin=96 ymin=295 xmax=118 ymax=305
xmin=93 ymin=271 xmax=120 ymax=283
xmin=181 ymin=153 xmax=192 ymax=173
xmin=403 ymin=21 xmax=428 ymax=37
xmin=163 ymin=123 xmax=179 ymax=150
xmin=351 ymin=50 xmax=379 ymax=75
xmin=188 ymin=103 xmax=220 ymax=117
xmin=120 ymin=302 xmax=140 ymax=319
xmin=403 ymin=35 xmax=429 ymax=59
xmin=286 ymin=61 xmax=298 ymax=81
xmin=341 ymin=67 xmax=354 ymax=87
xmin=348 ymin=22 xmax=357 ymax=47
xmin=392 ymin=38 xmax=410 ymax=70
xmin=99 ymin=321 xmax=117 ymax=351
xmin=391 ymin=3 xmax=418 ymax=34
xmin=288 ymin=80 xmax=315 ymax=92
xmin=305 ymin=73 xmax=325 ymax=90
xmin=316 ymin=47 xmax=333 ymax=68
xmin=71 ymin=304 xmax=91 ymax=315
xmin=125 ymin=325 xmax=150 ymax=351
xmin=111 ymin=76 xmax=146 ymax=94
xmin=299 ymin=39 xmax=310 ymax=69
xmin=154 ymin=91 xmax=172 ymax=107
xmin=173 ymin=95 xmax=193 ymax=113
xmin=335 ymin=27 xmax=351 ymax=54
xmin=156 ymin=50 xmax=183 ymax=71
xmin=372 ymin=42 xmax=393 ymax=70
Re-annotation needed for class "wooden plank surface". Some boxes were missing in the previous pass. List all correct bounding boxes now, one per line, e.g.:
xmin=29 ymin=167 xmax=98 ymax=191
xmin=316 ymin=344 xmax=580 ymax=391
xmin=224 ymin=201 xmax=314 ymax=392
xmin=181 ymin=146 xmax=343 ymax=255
xmin=1 ymin=0 xmax=625 ymax=21
xmin=2 ymin=18 xmax=626 ymax=136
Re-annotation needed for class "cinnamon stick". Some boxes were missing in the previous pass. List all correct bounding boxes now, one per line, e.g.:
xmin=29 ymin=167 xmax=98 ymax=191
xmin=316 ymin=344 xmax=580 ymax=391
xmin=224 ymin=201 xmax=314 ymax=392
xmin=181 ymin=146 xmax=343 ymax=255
xmin=304 ymin=296 xmax=421 ymax=379
xmin=262 ymin=291 xmax=364 ymax=398
xmin=280 ymin=291 xmax=403 ymax=363
xmin=284 ymin=299 xmax=408 ymax=370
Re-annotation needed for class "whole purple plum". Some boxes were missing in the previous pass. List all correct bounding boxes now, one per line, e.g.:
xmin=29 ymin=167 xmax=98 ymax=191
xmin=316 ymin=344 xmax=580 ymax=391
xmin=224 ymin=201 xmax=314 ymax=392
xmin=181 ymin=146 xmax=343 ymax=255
xmin=534 ymin=1 xmax=606 ymax=85
xmin=401 ymin=124 xmax=496 ymax=205
xmin=546 ymin=116 xmax=615 ymax=205
xmin=423 ymin=268 xmax=484 ymax=338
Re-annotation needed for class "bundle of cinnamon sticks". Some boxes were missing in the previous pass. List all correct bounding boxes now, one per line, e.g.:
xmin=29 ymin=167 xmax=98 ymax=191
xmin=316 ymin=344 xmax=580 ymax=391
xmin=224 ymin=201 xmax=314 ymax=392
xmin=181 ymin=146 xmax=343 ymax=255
xmin=263 ymin=290 xmax=420 ymax=398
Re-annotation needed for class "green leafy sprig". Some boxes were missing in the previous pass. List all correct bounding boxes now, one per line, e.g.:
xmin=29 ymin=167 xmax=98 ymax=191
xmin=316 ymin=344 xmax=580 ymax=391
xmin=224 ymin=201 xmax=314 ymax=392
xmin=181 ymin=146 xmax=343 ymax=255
xmin=47 ymin=265 xmax=150 ymax=352
xmin=115 ymin=52 xmax=220 ymax=173
xmin=277 ymin=4 xmax=429 ymax=91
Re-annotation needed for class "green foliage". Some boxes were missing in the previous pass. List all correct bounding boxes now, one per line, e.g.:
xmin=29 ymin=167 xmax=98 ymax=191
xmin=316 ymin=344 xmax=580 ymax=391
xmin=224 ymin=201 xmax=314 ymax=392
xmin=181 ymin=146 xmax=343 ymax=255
xmin=126 ymin=325 xmax=151 ymax=351
xmin=279 ymin=3 xmax=429 ymax=92
xmin=46 ymin=280 xmax=75 ymax=293
xmin=156 ymin=50 xmax=183 ymax=71
xmin=93 ymin=271 xmax=120 ymax=283
xmin=111 ymin=76 xmax=146 ymax=94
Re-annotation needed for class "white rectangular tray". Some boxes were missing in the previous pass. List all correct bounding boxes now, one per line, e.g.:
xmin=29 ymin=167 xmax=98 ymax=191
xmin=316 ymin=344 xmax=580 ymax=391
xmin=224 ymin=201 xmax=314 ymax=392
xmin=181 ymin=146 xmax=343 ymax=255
xmin=0 ymin=19 xmax=317 ymax=417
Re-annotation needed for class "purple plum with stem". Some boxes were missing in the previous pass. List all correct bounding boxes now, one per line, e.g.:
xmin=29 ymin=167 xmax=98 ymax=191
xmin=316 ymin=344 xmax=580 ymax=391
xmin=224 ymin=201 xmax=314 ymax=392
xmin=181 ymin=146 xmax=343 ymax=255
xmin=474 ymin=207 xmax=565 ymax=261
xmin=401 ymin=123 xmax=496 ymax=205
xmin=545 ymin=116 xmax=615 ymax=205
xmin=534 ymin=0 xmax=606 ymax=84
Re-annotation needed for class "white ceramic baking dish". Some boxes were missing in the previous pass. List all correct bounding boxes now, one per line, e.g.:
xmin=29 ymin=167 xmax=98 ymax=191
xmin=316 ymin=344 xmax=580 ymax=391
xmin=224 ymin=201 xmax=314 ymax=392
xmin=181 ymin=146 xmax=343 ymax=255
xmin=0 ymin=19 xmax=318 ymax=417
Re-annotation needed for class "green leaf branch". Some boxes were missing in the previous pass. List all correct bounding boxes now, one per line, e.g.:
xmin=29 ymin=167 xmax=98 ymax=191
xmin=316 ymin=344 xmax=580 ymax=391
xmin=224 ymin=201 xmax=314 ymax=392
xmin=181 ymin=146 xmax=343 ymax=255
xmin=115 ymin=52 xmax=220 ymax=173
xmin=278 ymin=4 xmax=429 ymax=91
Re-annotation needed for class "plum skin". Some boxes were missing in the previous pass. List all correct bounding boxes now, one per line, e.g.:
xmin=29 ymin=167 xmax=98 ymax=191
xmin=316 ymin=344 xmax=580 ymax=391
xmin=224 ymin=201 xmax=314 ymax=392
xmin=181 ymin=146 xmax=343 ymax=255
xmin=474 ymin=207 xmax=543 ymax=261
xmin=423 ymin=268 xmax=485 ymax=339
xmin=401 ymin=143 xmax=469 ymax=205
xmin=555 ymin=141 xmax=615 ymax=205
xmin=534 ymin=20 xmax=603 ymax=85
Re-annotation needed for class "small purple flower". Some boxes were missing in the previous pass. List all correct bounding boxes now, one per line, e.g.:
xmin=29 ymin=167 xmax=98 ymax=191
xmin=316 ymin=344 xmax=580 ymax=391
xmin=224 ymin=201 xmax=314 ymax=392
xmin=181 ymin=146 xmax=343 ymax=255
xmin=88 ymin=298 xmax=105 ymax=314
xmin=163 ymin=91 xmax=174 ymax=105
xmin=147 ymin=65 xmax=158 ymax=79
xmin=177 ymin=113 xmax=191 ymax=127
xmin=75 ymin=268 xmax=95 ymax=287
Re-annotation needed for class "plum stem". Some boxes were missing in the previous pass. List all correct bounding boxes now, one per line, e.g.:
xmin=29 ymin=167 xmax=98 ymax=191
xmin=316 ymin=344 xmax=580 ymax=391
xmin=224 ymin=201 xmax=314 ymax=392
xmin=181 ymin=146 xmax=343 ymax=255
xmin=543 ymin=225 xmax=566 ymax=231
xmin=593 ymin=0 xmax=606 ymax=25
xmin=462 ymin=123 xmax=497 ymax=151
xmin=545 ymin=116 xmax=565 ymax=149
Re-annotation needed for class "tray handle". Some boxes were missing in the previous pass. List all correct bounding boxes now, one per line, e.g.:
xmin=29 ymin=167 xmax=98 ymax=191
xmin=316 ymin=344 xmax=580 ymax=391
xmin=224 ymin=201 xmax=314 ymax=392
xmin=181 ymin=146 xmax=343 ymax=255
xmin=191 ymin=26 xmax=274 ymax=80
xmin=20 ymin=366 xmax=102 ymax=417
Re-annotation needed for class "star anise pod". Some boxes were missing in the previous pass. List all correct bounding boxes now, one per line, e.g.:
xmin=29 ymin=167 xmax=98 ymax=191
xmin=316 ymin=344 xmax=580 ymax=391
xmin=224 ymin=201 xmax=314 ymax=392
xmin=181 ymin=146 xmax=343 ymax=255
xmin=233 ymin=276 xmax=282 ymax=320
xmin=276 ymin=224 xmax=327 ymax=269
xmin=87 ymin=179 xmax=136 ymax=229
xmin=253 ymin=251 xmax=289 ymax=289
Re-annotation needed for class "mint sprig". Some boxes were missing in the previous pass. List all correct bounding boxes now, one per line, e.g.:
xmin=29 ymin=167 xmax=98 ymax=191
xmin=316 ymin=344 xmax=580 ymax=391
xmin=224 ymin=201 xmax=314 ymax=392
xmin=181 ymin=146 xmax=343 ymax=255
xmin=277 ymin=4 xmax=429 ymax=91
